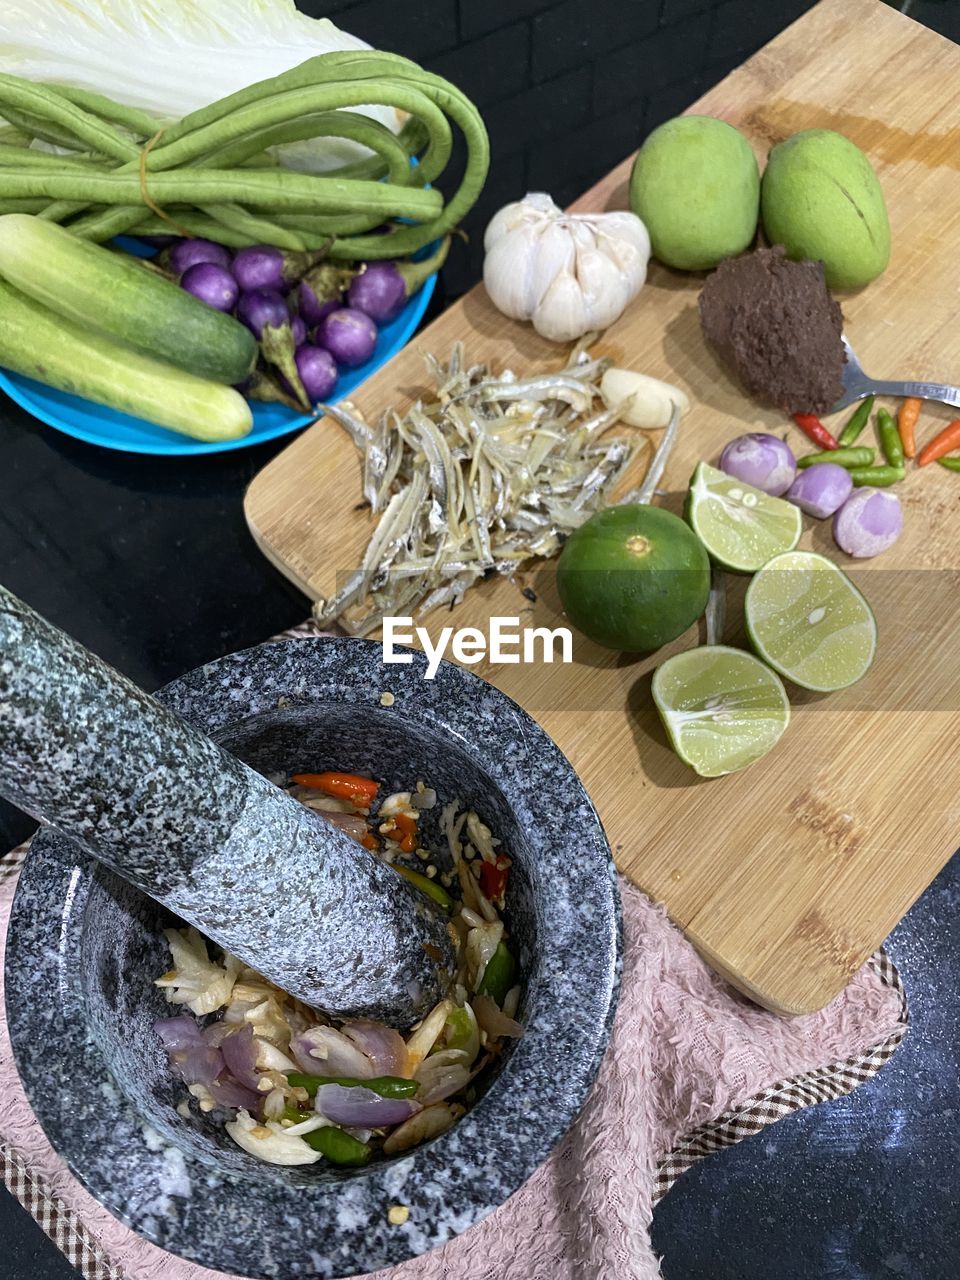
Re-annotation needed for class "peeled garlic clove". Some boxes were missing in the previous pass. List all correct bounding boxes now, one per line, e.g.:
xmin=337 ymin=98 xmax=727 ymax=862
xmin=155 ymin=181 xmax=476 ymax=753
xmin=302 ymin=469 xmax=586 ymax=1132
xmin=600 ymin=367 xmax=690 ymax=428
xmin=533 ymin=269 xmax=589 ymax=342
xmin=225 ymin=1109 xmax=322 ymax=1166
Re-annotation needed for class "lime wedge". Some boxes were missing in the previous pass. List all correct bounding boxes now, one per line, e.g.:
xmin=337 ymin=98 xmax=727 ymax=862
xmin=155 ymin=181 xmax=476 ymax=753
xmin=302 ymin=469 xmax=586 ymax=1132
xmin=686 ymin=461 xmax=802 ymax=573
xmin=652 ymin=645 xmax=790 ymax=777
xmin=745 ymin=550 xmax=876 ymax=691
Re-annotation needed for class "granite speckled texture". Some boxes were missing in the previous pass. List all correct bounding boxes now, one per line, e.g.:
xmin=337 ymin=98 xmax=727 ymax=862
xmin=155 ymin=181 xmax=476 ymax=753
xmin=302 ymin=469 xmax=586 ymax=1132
xmin=5 ymin=637 xmax=622 ymax=1279
xmin=0 ymin=588 xmax=453 ymax=1023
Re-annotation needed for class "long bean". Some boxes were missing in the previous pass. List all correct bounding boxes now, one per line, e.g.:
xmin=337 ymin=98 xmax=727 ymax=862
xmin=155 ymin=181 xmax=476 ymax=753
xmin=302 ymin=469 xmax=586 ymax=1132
xmin=72 ymin=206 xmax=326 ymax=253
xmin=332 ymin=117 xmax=428 ymax=184
xmin=154 ymin=50 xmax=425 ymax=146
xmin=125 ymin=213 xmax=284 ymax=250
xmin=0 ymin=145 xmax=100 ymax=171
xmin=0 ymin=75 xmax=138 ymax=163
xmin=0 ymin=53 xmax=489 ymax=259
xmin=0 ymin=198 xmax=51 ymax=214
xmin=195 ymin=203 xmax=308 ymax=252
xmin=149 ymin=82 xmax=453 ymax=185
xmin=65 ymin=205 xmax=148 ymax=242
xmin=51 ymin=87 xmax=163 ymax=141
xmin=0 ymin=82 xmax=141 ymax=226
xmin=152 ymin=50 xmax=483 ymax=249
xmin=306 ymin=62 xmax=489 ymax=258
xmin=0 ymin=106 xmax=102 ymax=155
xmin=37 ymin=94 xmax=430 ymax=238
xmin=0 ymin=169 xmax=443 ymax=217
xmin=197 ymin=112 xmax=413 ymax=187
xmin=68 ymin=201 xmax=341 ymax=250
xmin=0 ymin=126 xmax=31 ymax=147
xmin=271 ymin=210 xmax=388 ymax=237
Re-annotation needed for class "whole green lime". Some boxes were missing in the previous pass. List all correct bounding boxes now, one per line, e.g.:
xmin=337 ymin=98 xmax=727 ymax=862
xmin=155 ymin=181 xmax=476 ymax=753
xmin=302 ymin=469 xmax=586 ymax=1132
xmin=556 ymin=504 xmax=710 ymax=652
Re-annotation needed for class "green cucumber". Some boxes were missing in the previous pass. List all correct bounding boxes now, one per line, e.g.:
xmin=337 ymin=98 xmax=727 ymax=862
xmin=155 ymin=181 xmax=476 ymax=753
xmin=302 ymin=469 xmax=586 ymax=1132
xmin=0 ymin=214 xmax=256 ymax=385
xmin=0 ymin=279 xmax=252 ymax=442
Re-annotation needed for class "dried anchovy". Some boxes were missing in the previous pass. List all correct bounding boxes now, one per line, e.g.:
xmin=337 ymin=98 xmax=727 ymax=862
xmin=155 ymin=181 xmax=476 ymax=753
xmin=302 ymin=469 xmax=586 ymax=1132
xmin=314 ymin=348 xmax=658 ymax=635
xmin=617 ymin=398 xmax=682 ymax=506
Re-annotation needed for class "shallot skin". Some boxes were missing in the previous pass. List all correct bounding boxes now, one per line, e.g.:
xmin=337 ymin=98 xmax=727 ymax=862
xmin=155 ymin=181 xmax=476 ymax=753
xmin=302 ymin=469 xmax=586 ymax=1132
xmin=786 ymin=462 xmax=853 ymax=518
xmin=719 ymin=433 xmax=796 ymax=496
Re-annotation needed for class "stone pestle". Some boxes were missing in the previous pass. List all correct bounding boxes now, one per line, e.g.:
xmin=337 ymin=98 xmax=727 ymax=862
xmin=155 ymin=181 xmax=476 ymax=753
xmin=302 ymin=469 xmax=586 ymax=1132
xmin=0 ymin=585 xmax=455 ymax=1024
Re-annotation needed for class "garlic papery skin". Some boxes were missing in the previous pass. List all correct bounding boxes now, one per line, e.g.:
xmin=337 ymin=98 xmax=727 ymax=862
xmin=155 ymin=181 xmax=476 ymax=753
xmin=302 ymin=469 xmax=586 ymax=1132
xmin=483 ymin=193 xmax=651 ymax=342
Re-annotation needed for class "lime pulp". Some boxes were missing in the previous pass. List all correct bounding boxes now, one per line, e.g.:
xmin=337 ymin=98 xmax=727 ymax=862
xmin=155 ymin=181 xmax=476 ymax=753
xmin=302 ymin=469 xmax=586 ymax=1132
xmin=652 ymin=644 xmax=790 ymax=777
xmin=744 ymin=550 xmax=877 ymax=691
xmin=686 ymin=461 xmax=801 ymax=573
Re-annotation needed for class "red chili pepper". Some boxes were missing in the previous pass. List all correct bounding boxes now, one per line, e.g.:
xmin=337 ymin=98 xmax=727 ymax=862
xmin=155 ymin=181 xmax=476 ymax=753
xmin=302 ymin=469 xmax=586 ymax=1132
xmin=479 ymin=858 xmax=510 ymax=903
xmin=793 ymin=413 xmax=839 ymax=450
xmin=918 ymin=418 xmax=960 ymax=467
xmin=392 ymin=811 xmax=418 ymax=854
xmin=292 ymin=772 xmax=379 ymax=807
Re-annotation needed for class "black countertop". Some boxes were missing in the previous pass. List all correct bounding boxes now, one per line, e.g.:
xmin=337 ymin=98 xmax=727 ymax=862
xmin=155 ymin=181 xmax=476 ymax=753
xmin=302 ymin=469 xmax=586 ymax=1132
xmin=3 ymin=300 xmax=960 ymax=1280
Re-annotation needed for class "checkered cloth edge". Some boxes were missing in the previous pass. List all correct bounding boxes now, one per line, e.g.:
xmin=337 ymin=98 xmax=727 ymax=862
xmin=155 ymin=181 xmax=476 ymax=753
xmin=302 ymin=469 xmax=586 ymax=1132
xmin=1 ymin=844 xmax=124 ymax=1278
xmin=652 ymin=949 xmax=909 ymax=1203
xmin=2 ymin=822 xmax=908 ymax=1280
xmin=1 ymin=1136 xmax=123 ymax=1280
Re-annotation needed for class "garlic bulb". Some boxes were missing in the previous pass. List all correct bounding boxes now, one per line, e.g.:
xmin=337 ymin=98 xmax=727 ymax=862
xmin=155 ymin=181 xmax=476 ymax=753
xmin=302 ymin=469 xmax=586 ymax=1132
xmin=483 ymin=193 xmax=651 ymax=343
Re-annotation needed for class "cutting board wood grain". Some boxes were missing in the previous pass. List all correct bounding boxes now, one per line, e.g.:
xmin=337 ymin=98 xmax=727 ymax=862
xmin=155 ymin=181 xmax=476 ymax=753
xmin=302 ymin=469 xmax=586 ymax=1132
xmin=246 ymin=0 xmax=960 ymax=1014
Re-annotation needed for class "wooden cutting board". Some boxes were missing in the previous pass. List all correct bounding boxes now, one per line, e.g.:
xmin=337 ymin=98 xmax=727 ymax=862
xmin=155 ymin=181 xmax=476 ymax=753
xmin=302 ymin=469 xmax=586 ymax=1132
xmin=246 ymin=0 xmax=960 ymax=1014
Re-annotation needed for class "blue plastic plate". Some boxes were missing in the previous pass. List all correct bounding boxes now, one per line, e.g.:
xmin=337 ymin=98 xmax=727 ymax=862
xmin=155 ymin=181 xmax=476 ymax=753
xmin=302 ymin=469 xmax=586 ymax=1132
xmin=0 ymin=236 xmax=436 ymax=456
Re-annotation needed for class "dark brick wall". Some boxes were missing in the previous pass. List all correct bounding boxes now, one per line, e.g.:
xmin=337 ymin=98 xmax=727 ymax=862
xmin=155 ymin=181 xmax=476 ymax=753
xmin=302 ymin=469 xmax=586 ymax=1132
xmin=298 ymin=0 xmax=951 ymax=296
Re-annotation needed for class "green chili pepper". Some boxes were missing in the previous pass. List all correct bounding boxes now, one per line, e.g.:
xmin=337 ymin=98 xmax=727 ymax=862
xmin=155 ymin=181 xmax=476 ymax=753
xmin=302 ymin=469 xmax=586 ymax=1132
xmin=875 ymin=408 xmax=905 ymax=468
xmin=797 ymin=446 xmax=875 ymax=470
xmin=279 ymin=1103 xmax=307 ymax=1125
xmin=937 ymin=457 xmax=960 ymax=472
xmin=837 ymin=395 xmax=875 ymax=447
xmin=848 ymin=464 xmax=905 ymax=488
xmin=286 ymin=1072 xmax=418 ymax=1099
xmin=478 ymin=941 xmax=516 ymax=1005
xmin=303 ymin=1125 xmax=372 ymax=1166
xmin=439 ymin=1006 xmax=476 ymax=1054
xmin=394 ymin=863 xmax=454 ymax=911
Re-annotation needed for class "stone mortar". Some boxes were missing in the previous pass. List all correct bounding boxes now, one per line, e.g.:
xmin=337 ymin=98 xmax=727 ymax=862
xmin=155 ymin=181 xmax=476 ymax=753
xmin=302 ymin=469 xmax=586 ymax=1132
xmin=5 ymin=637 xmax=621 ymax=1278
xmin=0 ymin=586 xmax=454 ymax=1023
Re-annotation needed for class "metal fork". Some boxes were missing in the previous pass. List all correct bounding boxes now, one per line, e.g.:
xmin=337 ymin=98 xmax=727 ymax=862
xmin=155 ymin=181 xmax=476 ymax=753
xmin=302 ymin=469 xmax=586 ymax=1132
xmin=833 ymin=337 xmax=960 ymax=412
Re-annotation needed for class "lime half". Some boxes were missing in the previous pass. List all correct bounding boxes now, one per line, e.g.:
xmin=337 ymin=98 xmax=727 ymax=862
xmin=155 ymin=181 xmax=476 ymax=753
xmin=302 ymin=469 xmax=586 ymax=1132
xmin=652 ymin=645 xmax=790 ymax=777
xmin=686 ymin=461 xmax=801 ymax=573
xmin=745 ymin=550 xmax=876 ymax=691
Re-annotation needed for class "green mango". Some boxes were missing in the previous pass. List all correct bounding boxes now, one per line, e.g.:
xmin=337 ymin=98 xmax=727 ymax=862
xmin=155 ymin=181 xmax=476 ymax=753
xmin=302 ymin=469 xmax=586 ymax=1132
xmin=761 ymin=129 xmax=890 ymax=290
xmin=629 ymin=116 xmax=760 ymax=271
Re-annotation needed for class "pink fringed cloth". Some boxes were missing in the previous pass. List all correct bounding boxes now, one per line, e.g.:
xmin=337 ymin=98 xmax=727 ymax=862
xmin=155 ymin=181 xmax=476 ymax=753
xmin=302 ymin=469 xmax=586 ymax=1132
xmin=1 ymin=840 xmax=906 ymax=1280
